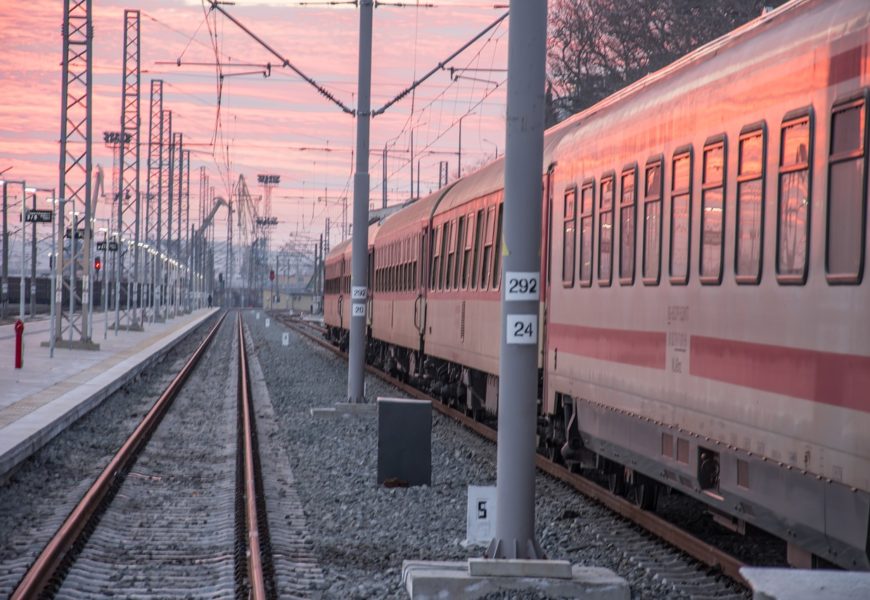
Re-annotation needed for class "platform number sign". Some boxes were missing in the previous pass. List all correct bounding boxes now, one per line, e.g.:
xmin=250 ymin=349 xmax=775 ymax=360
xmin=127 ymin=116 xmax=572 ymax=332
xmin=505 ymin=271 xmax=540 ymax=301
xmin=351 ymin=286 xmax=367 ymax=300
xmin=506 ymin=314 xmax=537 ymax=345
xmin=352 ymin=303 xmax=366 ymax=317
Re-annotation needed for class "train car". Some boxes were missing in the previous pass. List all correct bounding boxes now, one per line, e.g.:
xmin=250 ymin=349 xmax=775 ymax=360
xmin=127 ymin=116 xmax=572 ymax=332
xmin=370 ymin=190 xmax=450 ymax=378
xmin=542 ymin=0 xmax=870 ymax=569
xmin=323 ymin=237 xmax=351 ymax=347
xmin=324 ymin=220 xmax=383 ymax=350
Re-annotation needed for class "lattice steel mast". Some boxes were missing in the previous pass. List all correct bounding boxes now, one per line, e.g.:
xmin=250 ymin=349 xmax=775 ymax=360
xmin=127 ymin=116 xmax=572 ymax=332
xmin=53 ymin=0 xmax=98 ymax=350
xmin=144 ymin=80 xmax=163 ymax=324
xmin=116 ymin=9 xmax=142 ymax=331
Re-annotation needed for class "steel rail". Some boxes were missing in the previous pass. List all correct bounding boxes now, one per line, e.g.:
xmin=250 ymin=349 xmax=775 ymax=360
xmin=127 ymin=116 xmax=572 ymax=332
xmin=275 ymin=314 xmax=748 ymax=586
xmin=12 ymin=311 xmax=228 ymax=599
xmin=237 ymin=313 xmax=267 ymax=600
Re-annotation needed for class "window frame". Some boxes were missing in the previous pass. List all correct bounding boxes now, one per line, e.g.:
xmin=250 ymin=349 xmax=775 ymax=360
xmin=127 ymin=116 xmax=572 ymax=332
xmin=619 ymin=163 xmax=638 ymax=286
xmin=700 ymin=134 xmax=727 ymax=285
xmin=492 ymin=202 xmax=504 ymax=289
xmin=597 ymin=171 xmax=616 ymax=287
xmin=562 ymin=186 xmax=578 ymax=288
xmin=642 ymin=156 xmax=663 ymax=286
xmin=669 ymin=145 xmax=694 ymax=285
xmin=578 ymin=178 xmax=595 ymax=287
xmin=734 ymin=121 xmax=767 ymax=285
xmin=826 ymin=90 xmax=868 ymax=285
xmin=775 ymin=106 xmax=815 ymax=285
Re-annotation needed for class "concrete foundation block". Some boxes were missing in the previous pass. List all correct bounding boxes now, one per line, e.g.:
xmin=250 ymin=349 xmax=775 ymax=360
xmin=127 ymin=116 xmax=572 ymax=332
xmin=402 ymin=560 xmax=629 ymax=600
xmin=309 ymin=402 xmax=378 ymax=418
xmin=467 ymin=558 xmax=573 ymax=579
xmin=740 ymin=567 xmax=870 ymax=600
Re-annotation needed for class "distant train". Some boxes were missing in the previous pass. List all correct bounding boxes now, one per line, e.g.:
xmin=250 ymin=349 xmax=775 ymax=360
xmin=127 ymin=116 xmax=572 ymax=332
xmin=324 ymin=0 xmax=870 ymax=569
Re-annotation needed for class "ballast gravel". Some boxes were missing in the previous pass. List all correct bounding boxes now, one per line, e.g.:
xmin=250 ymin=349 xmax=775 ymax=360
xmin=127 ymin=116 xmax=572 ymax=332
xmin=0 ymin=315 xmax=219 ymax=596
xmin=245 ymin=312 xmax=748 ymax=600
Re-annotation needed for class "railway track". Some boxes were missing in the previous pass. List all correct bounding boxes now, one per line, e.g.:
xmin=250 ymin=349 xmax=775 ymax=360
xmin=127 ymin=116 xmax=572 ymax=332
xmin=10 ymin=312 xmax=277 ymax=599
xmin=275 ymin=312 xmax=748 ymax=596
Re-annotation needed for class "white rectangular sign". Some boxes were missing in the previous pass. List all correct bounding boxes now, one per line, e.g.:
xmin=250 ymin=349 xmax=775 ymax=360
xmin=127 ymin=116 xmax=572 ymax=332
xmin=506 ymin=314 xmax=537 ymax=345
xmin=505 ymin=271 xmax=540 ymax=301
xmin=351 ymin=286 xmax=367 ymax=300
xmin=265 ymin=318 xmax=270 ymax=328
xmin=466 ymin=485 xmax=497 ymax=546
xmin=351 ymin=303 xmax=366 ymax=317
xmin=282 ymin=332 xmax=290 ymax=346
xmin=255 ymin=311 xmax=260 ymax=319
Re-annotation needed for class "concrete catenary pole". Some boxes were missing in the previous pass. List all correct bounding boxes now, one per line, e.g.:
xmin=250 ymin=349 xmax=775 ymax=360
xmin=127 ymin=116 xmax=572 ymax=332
xmin=486 ymin=0 xmax=549 ymax=560
xmin=346 ymin=0 xmax=373 ymax=403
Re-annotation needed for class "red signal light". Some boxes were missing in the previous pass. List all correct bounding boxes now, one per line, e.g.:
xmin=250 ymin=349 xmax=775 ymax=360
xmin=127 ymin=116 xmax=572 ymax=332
xmin=94 ymin=257 xmax=102 ymax=272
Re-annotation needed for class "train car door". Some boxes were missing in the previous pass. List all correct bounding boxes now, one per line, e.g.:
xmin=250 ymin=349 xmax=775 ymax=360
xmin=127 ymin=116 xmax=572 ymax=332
xmin=338 ymin=258 xmax=345 ymax=330
xmin=540 ymin=166 xmax=555 ymax=406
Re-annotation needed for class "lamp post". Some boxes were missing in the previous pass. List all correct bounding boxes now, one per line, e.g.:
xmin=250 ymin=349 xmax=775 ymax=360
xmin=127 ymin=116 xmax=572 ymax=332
xmin=483 ymin=138 xmax=499 ymax=161
xmin=25 ymin=187 xmax=55 ymax=319
xmin=0 ymin=179 xmax=26 ymax=319
xmin=47 ymin=195 xmax=62 ymax=357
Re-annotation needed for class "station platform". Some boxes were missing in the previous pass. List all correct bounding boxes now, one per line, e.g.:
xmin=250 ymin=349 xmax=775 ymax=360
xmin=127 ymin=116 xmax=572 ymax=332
xmin=0 ymin=307 xmax=219 ymax=479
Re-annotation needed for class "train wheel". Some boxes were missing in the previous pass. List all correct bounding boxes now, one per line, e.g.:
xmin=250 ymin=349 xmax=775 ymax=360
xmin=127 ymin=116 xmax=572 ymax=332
xmin=627 ymin=474 xmax=659 ymax=510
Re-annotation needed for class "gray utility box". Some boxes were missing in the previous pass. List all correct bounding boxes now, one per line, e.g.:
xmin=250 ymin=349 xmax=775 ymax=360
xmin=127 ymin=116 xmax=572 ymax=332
xmin=377 ymin=397 xmax=432 ymax=487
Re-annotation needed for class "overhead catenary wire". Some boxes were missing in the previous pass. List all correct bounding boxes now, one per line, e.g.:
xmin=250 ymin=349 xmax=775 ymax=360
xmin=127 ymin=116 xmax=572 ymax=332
xmin=206 ymin=0 xmax=356 ymax=115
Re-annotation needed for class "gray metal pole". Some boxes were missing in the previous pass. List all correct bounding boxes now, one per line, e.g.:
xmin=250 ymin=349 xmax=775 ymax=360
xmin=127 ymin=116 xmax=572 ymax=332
xmin=2 ymin=183 xmax=8 ymax=319
xmin=346 ymin=0 xmax=373 ymax=403
xmin=30 ymin=191 xmax=36 ymax=318
xmin=50 ymin=197 xmax=59 ymax=357
xmin=19 ymin=183 xmax=26 ymax=320
xmin=486 ymin=0 xmax=548 ymax=561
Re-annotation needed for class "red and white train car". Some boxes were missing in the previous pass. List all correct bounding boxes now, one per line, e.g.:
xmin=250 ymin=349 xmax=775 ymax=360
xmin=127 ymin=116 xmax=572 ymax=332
xmin=544 ymin=0 xmax=870 ymax=569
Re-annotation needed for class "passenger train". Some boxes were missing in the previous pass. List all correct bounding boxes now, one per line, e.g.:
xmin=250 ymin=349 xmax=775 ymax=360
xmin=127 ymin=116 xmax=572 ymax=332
xmin=324 ymin=0 xmax=870 ymax=569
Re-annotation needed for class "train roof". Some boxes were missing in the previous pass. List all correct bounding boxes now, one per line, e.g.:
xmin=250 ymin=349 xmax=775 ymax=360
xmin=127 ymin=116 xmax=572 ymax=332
xmin=550 ymin=0 xmax=831 ymax=155
xmin=376 ymin=186 xmax=454 ymax=242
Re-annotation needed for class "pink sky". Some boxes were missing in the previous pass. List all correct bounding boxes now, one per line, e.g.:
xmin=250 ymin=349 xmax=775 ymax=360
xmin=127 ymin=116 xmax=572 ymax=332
xmin=0 ymin=0 xmax=508 ymax=250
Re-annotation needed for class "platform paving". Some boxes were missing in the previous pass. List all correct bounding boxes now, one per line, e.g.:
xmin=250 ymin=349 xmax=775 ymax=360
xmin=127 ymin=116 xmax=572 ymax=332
xmin=0 ymin=307 xmax=219 ymax=478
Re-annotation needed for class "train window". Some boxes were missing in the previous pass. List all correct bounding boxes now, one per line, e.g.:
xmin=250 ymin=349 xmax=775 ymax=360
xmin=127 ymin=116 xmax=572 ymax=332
xmin=471 ymin=209 xmax=484 ymax=289
xmin=670 ymin=148 xmax=693 ymax=284
xmin=701 ymin=137 xmax=726 ymax=284
xmin=598 ymin=173 xmax=615 ymax=286
xmin=431 ymin=226 xmax=442 ymax=289
xmin=736 ymin=124 xmax=766 ymax=284
xmin=620 ymin=167 xmax=637 ymax=285
xmin=493 ymin=203 xmax=504 ymax=289
xmin=643 ymin=159 xmax=663 ymax=285
xmin=481 ymin=206 xmax=496 ymax=289
xmin=562 ymin=187 xmax=577 ymax=287
xmin=462 ymin=214 xmax=474 ymax=288
xmin=454 ymin=216 xmax=465 ymax=289
xmin=579 ymin=180 xmax=595 ymax=287
xmin=827 ymin=94 xmax=867 ymax=284
xmin=440 ymin=221 xmax=451 ymax=290
xmin=777 ymin=109 xmax=813 ymax=284
xmin=445 ymin=221 xmax=456 ymax=289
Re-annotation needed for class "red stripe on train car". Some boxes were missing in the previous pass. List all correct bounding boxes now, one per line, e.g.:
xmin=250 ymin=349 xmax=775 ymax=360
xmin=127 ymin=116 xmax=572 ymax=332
xmin=548 ymin=323 xmax=667 ymax=370
xmin=690 ymin=336 xmax=870 ymax=413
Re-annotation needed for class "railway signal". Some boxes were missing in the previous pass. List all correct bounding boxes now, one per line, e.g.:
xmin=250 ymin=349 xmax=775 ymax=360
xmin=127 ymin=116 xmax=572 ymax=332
xmin=94 ymin=257 xmax=102 ymax=273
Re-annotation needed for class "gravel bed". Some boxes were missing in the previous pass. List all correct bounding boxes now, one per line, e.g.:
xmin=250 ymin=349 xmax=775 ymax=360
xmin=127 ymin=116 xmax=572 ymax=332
xmin=246 ymin=312 xmax=749 ymax=600
xmin=0 ymin=314 xmax=219 ymax=596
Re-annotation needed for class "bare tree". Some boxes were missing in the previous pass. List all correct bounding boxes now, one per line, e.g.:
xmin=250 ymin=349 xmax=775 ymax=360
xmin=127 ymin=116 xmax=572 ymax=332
xmin=548 ymin=0 xmax=787 ymax=120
